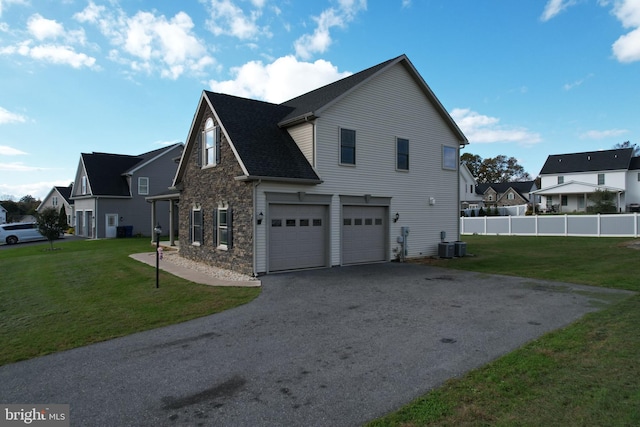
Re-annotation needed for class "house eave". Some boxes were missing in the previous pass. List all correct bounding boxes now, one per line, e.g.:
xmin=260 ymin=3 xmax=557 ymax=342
xmin=234 ymin=175 xmax=323 ymax=185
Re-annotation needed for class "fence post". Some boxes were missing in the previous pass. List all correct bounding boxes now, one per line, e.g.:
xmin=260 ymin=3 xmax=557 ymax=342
xmin=565 ymin=214 xmax=568 ymax=236
xmin=509 ymin=215 xmax=512 ymax=235
xmin=484 ymin=215 xmax=487 ymax=235
xmin=597 ymin=213 xmax=601 ymax=237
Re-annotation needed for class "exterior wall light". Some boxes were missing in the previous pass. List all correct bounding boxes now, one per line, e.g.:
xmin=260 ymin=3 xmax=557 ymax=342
xmin=257 ymin=211 xmax=264 ymax=225
xmin=393 ymin=212 xmax=400 ymax=223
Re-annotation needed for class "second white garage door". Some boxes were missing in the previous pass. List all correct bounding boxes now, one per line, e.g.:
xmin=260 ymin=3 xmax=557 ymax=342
xmin=269 ymin=204 xmax=327 ymax=272
xmin=342 ymin=205 xmax=387 ymax=265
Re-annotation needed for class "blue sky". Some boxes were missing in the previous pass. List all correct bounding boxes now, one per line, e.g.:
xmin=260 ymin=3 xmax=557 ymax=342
xmin=1 ymin=0 xmax=639 ymax=200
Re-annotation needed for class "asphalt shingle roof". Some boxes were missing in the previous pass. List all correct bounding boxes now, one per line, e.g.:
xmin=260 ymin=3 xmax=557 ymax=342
xmin=539 ymin=148 xmax=633 ymax=175
xmin=476 ymin=181 xmax=535 ymax=199
xmin=204 ymin=92 xmax=320 ymax=181
xmin=55 ymin=185 xmax=73 ymax=204
xmin=629 ymin=156 xmax=640 ymax=170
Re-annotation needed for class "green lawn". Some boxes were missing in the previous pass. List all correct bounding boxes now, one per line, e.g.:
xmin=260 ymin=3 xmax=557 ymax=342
xmin=369 ymin=235 xmax=640 ymax=426
xmin=0 ymin=238 xmax=260 ymax=366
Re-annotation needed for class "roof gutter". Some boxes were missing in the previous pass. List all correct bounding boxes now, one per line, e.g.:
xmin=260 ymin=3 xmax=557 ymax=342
xmin=234 ymin=175 xmax=323 ymax=185
xmin=277 ymin=113 xmax=317 ymax=128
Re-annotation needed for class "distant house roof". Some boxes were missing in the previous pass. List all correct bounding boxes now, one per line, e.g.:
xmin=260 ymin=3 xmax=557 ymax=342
xmin=79 ymin=143 xmax=182 ymax=197
xmin=476 ymin=181 xmax=536 ymax=200
xmin=539 ymin=148 xmax=633 ymax=175
xmin=55 ymin=185 xmax=73 ymax=205
xmin=175 ymin=54 xmax=467 ymax=186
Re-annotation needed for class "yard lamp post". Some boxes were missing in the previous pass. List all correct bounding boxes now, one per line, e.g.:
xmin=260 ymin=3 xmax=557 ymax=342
xmin=154 ymin=223 xmax=162 ymax=289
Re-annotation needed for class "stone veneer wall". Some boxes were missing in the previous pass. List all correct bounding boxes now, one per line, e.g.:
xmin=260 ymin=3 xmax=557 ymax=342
xmin=178 ymin=110 xmax=254 ymax=276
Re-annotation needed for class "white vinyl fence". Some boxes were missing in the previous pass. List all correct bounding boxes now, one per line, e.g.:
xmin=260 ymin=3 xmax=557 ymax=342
xmin=461 ymin=213 xmax=640 ymax=237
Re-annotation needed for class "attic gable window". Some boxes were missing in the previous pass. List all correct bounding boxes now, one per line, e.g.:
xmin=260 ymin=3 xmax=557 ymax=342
xmin=81 ymin=176 xmax=87 ymax=195
xmin=340 ymin=128 xmax=356 ymax=165
xmin=203 ymin=118 xmax=220 ymax=167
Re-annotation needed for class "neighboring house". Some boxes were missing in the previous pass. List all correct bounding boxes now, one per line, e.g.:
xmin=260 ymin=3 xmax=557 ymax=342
xmin=171 ymin=54 xmax=468 ymax=276
xmin=37 ymin=184 xmax=74 ymax=227
xmin=459 ymin=163 xmax=482 ymax=210
xmin=532 ymin=148 xmax=640 ymax=213
xmin=476 ymin=181 xmax=537 ymax=208
xmin=0 ymin=204 xmax=6 ymax=224
xmin=71 ymin=143 xmax=183 ymax=238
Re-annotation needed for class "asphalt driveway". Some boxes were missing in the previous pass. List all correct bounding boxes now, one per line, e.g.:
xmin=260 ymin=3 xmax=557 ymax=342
xmin=0 ymin=263 xmax=632 ymax=426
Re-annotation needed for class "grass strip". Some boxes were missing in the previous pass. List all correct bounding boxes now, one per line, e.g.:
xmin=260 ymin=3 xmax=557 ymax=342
xmin=0 ymin=238 xmax=259 ymax=365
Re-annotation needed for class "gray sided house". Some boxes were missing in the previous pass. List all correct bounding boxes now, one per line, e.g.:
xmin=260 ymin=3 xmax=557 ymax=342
xmin=533 ymin=148 xmax=640 ymax=212
xmin=37 ymin=184 xmax=74 ymax=227
xmin=71 ymin=143 xmax=183 ymax=238
xmin=172 ymin=54 xmax=468 ymax=276
xmin=476 ymin=181 xmax=537 ymax=208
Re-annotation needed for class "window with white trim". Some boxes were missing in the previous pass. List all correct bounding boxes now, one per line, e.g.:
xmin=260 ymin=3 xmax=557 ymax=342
xmin=138 ymin=177 xmax=149 ymax=195
xmin=81 ymin=176 xmax=87 ymax=195
xmin=340 ymin=128 xmax=356 ymax=165
xmin=203 ymin=118 xmax=220 ymax=167
xmin=213 ymin=205 xmax=233 ymax=250
xmin=507 ymin=192 xmax=515 ymax=200
xmin=52 ymin=196 xmax=59 ymax=207
xmin=558 ymin=176 xmax=564 ymax=184
xmin=191 ymin=207 xmax=202 ymax=246
xmin=396 ymin=137 xmax=409 ymax=170
xmin=597 ymin=173 xmax=605 ymax=185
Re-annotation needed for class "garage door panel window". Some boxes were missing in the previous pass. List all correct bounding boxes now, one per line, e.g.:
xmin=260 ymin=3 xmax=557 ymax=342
xmin=313 ymin=219 xmax=322 ymax=226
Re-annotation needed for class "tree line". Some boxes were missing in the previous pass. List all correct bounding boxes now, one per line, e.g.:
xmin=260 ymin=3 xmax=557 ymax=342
xmin=1 ymin=195 xmax=41 ymax=223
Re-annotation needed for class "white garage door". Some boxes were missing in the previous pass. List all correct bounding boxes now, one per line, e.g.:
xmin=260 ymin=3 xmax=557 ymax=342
xmin=269 ymin=204 xmax=327 ymax=271
xmin=342 ymin=205 xmax=387 ymax=264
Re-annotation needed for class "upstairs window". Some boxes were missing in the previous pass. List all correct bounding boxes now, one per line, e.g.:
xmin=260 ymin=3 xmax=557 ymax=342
xmin=396 ymin=138 xmax=409 ymax=170
xmin=81 ymin=176 xmax=87 ymax=195
xmin=597 ymin=173 xmax=605 ymax=185
xmin=442 ymin=146 xmax=457 ymax=170
xmin=203 ymin=118 xmax=220 ymax=167
xmin=558 ymin=176 xmax=564 ymax=184
xmin=340 ymin=128 xmax=356 ymax=165
xmin=507 ymin=192 xmax=515 ymax=200
xmin=138 ymin=177 xmax=149 ymax=195
xmin=52 ymin=196 xmax=59 ymax=207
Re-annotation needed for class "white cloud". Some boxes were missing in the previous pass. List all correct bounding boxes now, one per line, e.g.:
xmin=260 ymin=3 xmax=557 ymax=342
xmin=580 ymin=128 xmax=628 ymax=139
xmin=0 ymin=107 xmax=27 ymax=124
xmin=2 ymin=41 xmax=97 ymax=69
xmin=75 ymin=3 xmax=214 ymax=79
xmin=294 ymin=0 xmax=367 ymax=59
xmin=208 ymin=55 xmax=352 ymax=103
xmin=0 ymin=145 xmax=27 ymax=155
xmin=540 ymin=0 xmax=577 ymax=21
xmin=451 ymin=108 xmax=542 ymax=146
xmin=0 ymin=162 xmax=43 ymax=172
xmin=205 ymin=0 xmax=268 ymax=40
xmin=0 ymin=13 xmax=94 ymax=68
xmin=27 ymin=14 xmax=65 ymax=40
xmin=603 ymin=0 xmax=640 ymax=62
xmin=563 ymin=73 xmax=594 ymax=90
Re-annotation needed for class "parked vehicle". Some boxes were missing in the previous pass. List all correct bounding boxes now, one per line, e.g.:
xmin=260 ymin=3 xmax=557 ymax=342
xmin=0 ymin=222 xmax=47 ymax=245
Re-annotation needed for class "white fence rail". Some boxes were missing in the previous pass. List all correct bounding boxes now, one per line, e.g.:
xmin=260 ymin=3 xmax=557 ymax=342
xmin=460 ymin=213 xmax=640 ymax=237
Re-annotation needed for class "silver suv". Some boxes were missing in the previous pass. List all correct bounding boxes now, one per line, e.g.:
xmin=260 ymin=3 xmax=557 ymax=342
xmin=0 ymin=222 xmax=47 ymax=245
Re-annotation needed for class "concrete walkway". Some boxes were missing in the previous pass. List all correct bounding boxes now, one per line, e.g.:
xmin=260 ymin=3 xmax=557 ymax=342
xmin=0 ymin=263 xmax=633 ymax=426
xmin=129 ymin=252 xmax=260 ymax=287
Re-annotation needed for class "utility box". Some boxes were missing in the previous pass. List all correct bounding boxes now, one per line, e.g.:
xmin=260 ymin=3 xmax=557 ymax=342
xmin=454 ymin=241 xmax=467 ymax=257
xmin=438 ymin=242 xmax=455 ymax=258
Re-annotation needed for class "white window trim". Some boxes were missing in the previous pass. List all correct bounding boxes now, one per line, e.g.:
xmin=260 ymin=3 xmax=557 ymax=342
xmin=81 ymin=176 xmax=87 ymax=195
xmin=138 ymin=177 xmax=149 ymax=195
xmin=192 ymin=207 xmax=202 ymax=246
xmin=203 ymin=118 xmax=218 ymax=168
xmin=216 ymin=203 xmax=229 ymax=251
